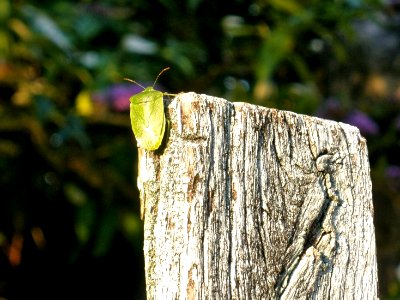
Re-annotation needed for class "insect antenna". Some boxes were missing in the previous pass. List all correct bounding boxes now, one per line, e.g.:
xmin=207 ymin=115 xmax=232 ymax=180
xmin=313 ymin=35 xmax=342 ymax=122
xmin=123 ymin=78 xmax=146 ymax=90
xmin=153 ymin=67 xmax=170 ymax=88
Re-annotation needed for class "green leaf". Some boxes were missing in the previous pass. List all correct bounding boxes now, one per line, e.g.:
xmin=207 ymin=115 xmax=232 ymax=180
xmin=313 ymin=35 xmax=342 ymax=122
xmin=187 ymin=0 xmax=202 ymax=12
xmin=21 ymin=5 xmax=72 ymax=51
xmin=256 ymin=26 xmax=294 ymax=82
xmin=268 ymin=0 xmax=303 ymax=14
xmin=74 ymin=201 xmax=95 ymax=245
xmin=93 ymin=210 xmax=117 ymax=257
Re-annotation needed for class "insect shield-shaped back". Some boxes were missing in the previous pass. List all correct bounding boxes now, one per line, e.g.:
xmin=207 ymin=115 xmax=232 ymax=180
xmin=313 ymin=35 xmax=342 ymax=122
xmin=124 ymin=67 xmax=172 ymax=151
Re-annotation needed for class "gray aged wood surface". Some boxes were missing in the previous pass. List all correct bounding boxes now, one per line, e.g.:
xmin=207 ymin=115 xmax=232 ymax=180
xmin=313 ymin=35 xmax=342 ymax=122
xmin=137 ymin=92 xmax=378 ymax=300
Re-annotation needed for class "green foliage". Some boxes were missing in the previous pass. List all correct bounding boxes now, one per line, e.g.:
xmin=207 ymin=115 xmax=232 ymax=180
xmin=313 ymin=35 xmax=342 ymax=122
xmin=0 ymin=0 xmax=399 ymax=298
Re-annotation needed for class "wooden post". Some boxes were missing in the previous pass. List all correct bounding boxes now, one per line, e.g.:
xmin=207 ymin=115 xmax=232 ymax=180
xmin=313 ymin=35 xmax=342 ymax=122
xmin=138 ymin=92 xmax=378 ymax=299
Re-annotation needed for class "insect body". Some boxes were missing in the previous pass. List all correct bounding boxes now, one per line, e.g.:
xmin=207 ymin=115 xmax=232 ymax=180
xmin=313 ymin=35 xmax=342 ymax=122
xmin=124 ymin=67 xmax=175 ymax=150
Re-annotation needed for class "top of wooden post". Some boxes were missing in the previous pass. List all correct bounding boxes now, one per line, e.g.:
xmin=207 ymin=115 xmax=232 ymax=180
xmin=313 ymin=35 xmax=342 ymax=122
xmin=138 ymin=92 xmax=378 ymax=300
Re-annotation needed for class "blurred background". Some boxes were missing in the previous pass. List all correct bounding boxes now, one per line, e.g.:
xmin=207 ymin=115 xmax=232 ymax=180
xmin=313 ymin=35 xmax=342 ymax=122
xmin=0 ymin=0 xmax=399 ymax=299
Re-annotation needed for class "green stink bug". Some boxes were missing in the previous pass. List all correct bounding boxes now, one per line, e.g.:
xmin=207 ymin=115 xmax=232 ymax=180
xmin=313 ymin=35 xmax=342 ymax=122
xmin=124 ymin=67 xmax=175 ymax=150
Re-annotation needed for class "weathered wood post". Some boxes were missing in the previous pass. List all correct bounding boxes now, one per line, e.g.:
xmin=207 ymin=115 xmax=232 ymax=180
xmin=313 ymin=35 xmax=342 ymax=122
xmin=138 ymin=92 xmax=378 ymax=299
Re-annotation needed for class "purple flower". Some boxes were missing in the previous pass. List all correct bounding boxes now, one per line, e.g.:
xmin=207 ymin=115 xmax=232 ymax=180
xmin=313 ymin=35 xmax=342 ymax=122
xmin=108 ymin=84 xmax=143 ymax=112
xmin=386 ymin=165 xmax=400 ymax=179
xmin=385 ymin=165 xmax=400 ymax=192
xmin=91 ymin=82 xmax=164 ymax=113
xmin=394 ymin=114 xmax=400 ymax=132
xmin=344 ymin=110 xmax=379 ymax=136
xmin=316 ymin=97 xmax=345 ymax=120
